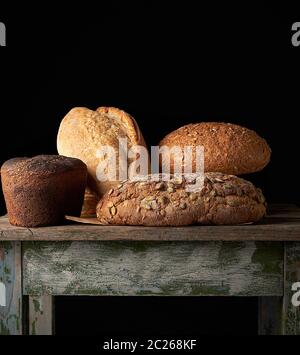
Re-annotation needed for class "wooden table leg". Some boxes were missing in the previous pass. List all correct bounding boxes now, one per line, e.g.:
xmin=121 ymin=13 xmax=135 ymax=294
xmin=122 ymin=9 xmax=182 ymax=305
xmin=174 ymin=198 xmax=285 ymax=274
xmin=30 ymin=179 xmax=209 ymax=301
xmin=282 ymin=242 xmax=300 ymax=335
xmin=258 ymin=297 xmax=283 ymax=334
xmin=0 ymin=241 xmax=23 ymax=335
xmin=29 ymin=295 xmax=54 ymax=335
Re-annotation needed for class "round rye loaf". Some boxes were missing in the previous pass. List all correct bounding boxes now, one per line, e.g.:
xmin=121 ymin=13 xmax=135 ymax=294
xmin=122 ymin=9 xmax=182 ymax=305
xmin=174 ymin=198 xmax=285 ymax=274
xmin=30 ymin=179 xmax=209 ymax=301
xmin=1 ymin=155 xmax=87 ymax=227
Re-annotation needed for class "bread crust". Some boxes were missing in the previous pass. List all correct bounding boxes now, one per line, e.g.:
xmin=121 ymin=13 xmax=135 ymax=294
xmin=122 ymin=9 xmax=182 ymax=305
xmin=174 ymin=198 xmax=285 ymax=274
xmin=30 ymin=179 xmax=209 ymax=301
xmin=57 ymin=106 xmax=148 ymax=200
xmin=1 ymin=155 xmax=87 ymax=227
xmin=81 ymin=187 xmax=99 ymax=217
xmin=159 ymin=122 xmax=271 ymax=175
xmin=96 ymin=172 xmax=266 ymax=226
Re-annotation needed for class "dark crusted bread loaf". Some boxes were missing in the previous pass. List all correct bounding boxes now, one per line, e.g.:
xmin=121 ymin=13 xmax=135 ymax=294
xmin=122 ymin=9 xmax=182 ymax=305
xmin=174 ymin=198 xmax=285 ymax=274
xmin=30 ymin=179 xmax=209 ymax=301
xmin=96 ymin=172 xmax=266 ymax=226
xmin=159 ymin=122 xmax=271 ymax=175
xmin=1 ymin=155 xmax=87 ymax=227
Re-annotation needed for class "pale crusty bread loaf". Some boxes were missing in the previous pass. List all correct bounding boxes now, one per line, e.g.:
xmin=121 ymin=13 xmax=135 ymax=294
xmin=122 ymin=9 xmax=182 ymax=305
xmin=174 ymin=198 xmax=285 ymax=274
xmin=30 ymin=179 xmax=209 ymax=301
xmin=96 ymin=172 xmax=266 ymax=226
xmin=159 ymin=122 xmax=271 ymax=175
xmin=57 ymin=107 xmax=148 ymax=203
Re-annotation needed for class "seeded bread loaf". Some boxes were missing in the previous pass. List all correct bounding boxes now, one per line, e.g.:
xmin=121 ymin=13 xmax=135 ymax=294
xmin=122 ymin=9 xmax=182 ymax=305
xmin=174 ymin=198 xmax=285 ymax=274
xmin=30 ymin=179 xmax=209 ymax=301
xmin=1 ymin=155 xmax=87 ymax=227
xmin=57 ymin=106 xmax=148 ymax=200
xmin=96 ymin=172 xmax=266 ymax=226
xmin=159 ymin=122 xmax=271 ymax=175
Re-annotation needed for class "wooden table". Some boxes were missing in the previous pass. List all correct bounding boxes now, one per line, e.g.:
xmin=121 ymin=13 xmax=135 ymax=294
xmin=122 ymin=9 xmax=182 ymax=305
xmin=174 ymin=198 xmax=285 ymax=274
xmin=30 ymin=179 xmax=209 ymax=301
xmin=1 ymin=204 xmax=300 ymax=335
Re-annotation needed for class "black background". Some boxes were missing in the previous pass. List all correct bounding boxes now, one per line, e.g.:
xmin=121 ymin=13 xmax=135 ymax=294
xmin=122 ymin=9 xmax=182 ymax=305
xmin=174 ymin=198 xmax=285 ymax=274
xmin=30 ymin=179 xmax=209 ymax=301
xmin=0 ymin=1 xmax=299 ymax=335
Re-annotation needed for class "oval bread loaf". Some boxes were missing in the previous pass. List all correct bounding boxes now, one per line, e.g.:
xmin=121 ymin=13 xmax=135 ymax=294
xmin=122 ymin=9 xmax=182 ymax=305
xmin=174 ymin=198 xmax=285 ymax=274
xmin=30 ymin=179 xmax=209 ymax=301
xmin=96 ymin=172 xmax=266 ymax=226
xmin=57 ymin=106 xmax=148 ymax=199
xmin=159 ymin=122 xmax=271 ymax=175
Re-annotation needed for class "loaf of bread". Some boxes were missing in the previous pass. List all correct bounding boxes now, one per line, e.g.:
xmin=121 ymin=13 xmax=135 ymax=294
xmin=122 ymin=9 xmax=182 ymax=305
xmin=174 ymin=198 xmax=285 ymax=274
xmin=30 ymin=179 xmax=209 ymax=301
xmin=80 ymin=188 xmax=98 ymax=217
xmin=159 ymin=122 xmax=271 ymax=175
xmin=96 ymin=172 xmax=266 ymax=226
xmin=57 ymin=107 xmax=148 ymax=202
xmin=1 ymin=155 xmax=87 ymax=227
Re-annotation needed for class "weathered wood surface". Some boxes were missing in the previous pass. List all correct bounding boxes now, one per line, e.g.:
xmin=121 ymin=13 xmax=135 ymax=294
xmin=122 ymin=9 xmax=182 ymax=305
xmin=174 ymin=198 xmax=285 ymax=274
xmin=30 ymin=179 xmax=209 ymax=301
xmin=0 ymin=204 xmax=299 ymax=241
xmin=0 ymin=242 xmax=23 ymax=335
xmin=282 ymin=242 xmax=300 ymax=335
xmin=29 ymin=295 xmax=54 ymax=335
xmin=23 ymin=241 xmax=283 ymax=296
xmin=258 ymin=297 xmax=283 ymax=335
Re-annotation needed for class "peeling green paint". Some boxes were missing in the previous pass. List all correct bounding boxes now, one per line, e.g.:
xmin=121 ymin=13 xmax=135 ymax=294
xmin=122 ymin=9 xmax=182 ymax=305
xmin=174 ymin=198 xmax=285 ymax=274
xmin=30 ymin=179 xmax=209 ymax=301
xmin=48 ymin=241 xmax=72 ymax=253
xmin=7 ymin=314 xmax=20 ymax=332
xmin=23 ymin=241 xmax=72 ymax=254
xmin=31 ymin=320 xmax=36 ymax=335
xmin=24 ymin=283 xmax=52 ymax=296
xmin=0 ymin=320 xmax=10 ymax=335
xmin=32 ymin=298 xmax=41 ymax=313
xmin=217 ymin=242 xmax=246 ymax=267
xmin=0 ymin=242 xmax=22 ymax=335
xmin=0 ymin=241 xmax=13 ymax=251
xmin=252 ymin=242 xmax=283 ymax=274
xmin=23 ymin=241 xmax=283 ymax=297
xmin=4 ymin=265 xmax=10 ymax=274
